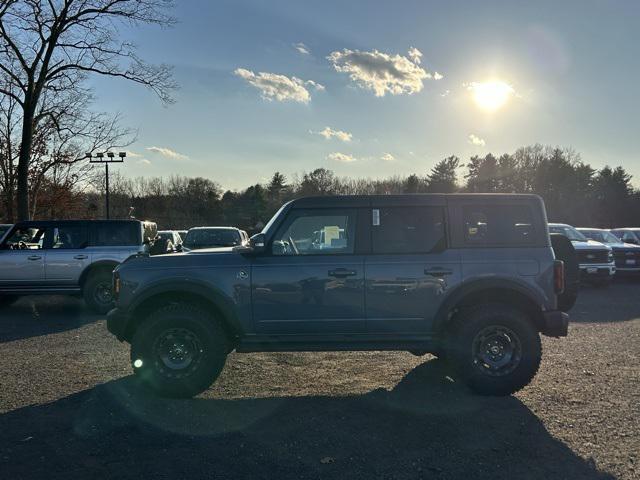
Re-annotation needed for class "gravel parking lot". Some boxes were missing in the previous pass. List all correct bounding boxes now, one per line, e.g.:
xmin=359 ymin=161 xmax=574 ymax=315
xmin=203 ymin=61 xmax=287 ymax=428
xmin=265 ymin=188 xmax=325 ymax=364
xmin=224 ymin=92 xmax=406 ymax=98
xmin=1 ymin=282 xmax=638 ymax=480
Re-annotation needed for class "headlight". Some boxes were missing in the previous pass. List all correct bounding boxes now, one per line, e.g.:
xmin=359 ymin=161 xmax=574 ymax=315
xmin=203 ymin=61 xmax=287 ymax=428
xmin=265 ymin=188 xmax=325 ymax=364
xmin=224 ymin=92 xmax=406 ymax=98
xmin=608 ymin=252 xmax=614 ymax=262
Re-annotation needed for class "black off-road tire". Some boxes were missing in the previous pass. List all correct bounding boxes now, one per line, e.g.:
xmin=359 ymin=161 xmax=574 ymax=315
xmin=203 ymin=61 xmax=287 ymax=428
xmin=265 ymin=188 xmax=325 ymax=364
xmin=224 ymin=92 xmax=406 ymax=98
xmin=447 ymin=304 xmax=542 ymax=396
xmin=83 ymin=270 xmax=115 ymax=314
xmin=0 ymin=295 xmax=18 ymax=308
xmin=130 ymin=303 xmax=229 ymax=398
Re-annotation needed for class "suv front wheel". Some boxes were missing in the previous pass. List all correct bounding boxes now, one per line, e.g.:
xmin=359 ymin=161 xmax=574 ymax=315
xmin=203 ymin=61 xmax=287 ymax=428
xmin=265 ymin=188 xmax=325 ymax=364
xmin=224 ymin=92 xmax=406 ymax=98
xmin=448 ymin=304 xmax=542 ymax=396
xmin=131 ymin=303 xmax=229 ymax=398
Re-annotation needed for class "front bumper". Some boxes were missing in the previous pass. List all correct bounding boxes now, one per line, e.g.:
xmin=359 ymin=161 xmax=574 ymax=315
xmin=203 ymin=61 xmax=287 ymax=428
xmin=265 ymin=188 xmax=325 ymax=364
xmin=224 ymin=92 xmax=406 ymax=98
xmin=106 ymin=307 xmax=130 ymax=341
xmin=541 ymin=310 xmax=569 ymax=338
xmin=579 ymin=263 xmax=615 ymax=278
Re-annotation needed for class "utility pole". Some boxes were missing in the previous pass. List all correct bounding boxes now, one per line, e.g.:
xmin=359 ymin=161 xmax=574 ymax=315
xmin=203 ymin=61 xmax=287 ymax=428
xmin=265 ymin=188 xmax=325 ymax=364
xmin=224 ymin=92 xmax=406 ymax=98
xmin=86 ymin=152 xmax=126 ymax=219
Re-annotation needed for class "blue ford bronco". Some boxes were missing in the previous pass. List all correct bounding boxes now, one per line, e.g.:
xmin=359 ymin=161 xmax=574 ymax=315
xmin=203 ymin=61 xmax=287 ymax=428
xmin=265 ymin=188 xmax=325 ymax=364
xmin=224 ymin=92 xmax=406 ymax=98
xmin=107 ymin=194 xmax=569 ymax=398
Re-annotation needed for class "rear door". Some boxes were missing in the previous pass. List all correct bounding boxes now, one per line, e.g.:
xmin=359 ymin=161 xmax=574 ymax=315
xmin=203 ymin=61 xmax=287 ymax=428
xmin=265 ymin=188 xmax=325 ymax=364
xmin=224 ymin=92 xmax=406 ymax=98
xmin=252 ymin=207 xmax=366 ymax=334
xmin=44 ymin=224 xmax=90 ymax=284
xmin=364 ymin=199 xmax=462 ymax=333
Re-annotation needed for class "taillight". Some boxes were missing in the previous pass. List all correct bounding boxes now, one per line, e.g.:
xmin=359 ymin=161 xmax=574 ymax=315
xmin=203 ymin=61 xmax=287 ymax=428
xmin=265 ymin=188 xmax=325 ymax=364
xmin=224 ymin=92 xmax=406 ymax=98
xmin=554 ymin=260 xmax=565 ymax=294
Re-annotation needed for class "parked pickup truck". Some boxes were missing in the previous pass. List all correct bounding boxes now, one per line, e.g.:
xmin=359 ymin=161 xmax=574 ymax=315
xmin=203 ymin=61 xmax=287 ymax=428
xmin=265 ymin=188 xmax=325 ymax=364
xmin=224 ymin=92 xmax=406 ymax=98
xmin=548 ymin=223 xmax=615 ymax=286
xmin=107 ymin=194 xmax=569 ymax=398
xmin=0 ymin=219 xmax=156 ymax=313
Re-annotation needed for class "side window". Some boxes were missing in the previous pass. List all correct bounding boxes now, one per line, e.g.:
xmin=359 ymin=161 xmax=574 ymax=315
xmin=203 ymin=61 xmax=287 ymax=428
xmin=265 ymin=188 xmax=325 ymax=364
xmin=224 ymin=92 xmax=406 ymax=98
xmin=272 ymin=209 xmax=355 ymax=256
xmin=50 ymin=226 xmax=88 ymax=249
xmin=463 ymin=205 xmax=535 ymax=246
xmin=623 ymin=232 xmax=638 ymax=244
xmin=372 ymin=207 xmax=445 ymax=254
xmin=92 ymin=223 xmax=138 ymax=246
xmin=3 ymin=227 xmax=47 ymax=249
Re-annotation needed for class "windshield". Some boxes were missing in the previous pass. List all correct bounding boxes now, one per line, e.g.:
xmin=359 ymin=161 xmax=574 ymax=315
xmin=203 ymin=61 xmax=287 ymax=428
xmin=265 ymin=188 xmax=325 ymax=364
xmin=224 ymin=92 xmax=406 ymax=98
xmin=549 ymin=225 xmax=588 ymax=242
xmin=581 ymin=230 xmax=620 ymax=244
xmin=184 ymin=229 xmax=241 ymax=249
xmin=0 ymin=225 xmax=11 ymax=238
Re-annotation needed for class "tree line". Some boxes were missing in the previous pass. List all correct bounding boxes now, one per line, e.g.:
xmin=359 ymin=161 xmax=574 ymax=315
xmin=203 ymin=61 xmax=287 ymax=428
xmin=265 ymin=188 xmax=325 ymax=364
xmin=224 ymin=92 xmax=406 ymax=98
xmin=6 ymin=143 xmax=632 ymax=233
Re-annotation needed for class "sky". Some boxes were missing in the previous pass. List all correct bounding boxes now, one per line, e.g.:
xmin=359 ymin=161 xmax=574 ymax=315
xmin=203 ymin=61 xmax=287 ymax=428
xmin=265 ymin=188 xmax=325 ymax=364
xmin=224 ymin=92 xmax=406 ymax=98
xmin=90 ymin=0 xmax=640 ymax=190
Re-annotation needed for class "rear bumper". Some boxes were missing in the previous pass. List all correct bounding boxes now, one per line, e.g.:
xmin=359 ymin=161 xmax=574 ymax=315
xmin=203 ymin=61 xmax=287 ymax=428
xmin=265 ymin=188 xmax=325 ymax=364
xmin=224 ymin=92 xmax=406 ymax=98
xmin=106 ymin=307 xmax=130 ymax=341
xmin=541 ymin=310 xmax=569 ymax=338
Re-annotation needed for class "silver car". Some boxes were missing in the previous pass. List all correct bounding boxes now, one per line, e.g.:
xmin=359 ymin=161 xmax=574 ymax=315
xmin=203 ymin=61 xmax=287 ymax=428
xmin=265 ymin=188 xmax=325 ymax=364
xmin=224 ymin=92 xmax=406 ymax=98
xmin=0 ymin=220 xmax=156 ymax=313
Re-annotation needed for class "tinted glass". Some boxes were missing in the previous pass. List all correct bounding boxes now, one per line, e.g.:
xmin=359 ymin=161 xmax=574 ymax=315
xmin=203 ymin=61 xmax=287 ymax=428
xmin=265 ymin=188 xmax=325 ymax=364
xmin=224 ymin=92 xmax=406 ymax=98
xmin=51 ymin=226 xmax=88 ymax=249
xmin=372 ymin=207 xmax=445 ymax=254
xmin=3 ymin=227 xmax=47 ymax=249
xmin=549 ymin=225 xmax=587 ymax=242
xmin=92 ymin=222 xmax=139 ymax=246
xmin=272 ymin=209 xmax=355 ymax=255
xmin=184 ymin=229 xmax=241 ymax=249
xmin=464 ymin=205 xmax=536 ymax=245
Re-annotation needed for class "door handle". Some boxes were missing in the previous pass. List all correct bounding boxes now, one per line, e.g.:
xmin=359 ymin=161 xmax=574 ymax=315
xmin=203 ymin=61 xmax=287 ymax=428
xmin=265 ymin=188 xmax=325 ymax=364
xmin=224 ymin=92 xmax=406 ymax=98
xmin=424 ymin=267 xmax=453 ymax=277
xmin=328 ymin=268 xmax=357 ymax=278
xmin=28 ymin=255 xmax=42 ymax=261
xmin=73 ymin=255 xmax=88 ymax=260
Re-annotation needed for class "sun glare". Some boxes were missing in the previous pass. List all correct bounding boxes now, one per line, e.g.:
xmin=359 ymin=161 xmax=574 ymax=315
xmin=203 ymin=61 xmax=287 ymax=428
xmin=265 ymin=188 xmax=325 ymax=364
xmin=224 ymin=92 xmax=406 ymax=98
xmin=469 ymin=81 xmax=514 ymax=111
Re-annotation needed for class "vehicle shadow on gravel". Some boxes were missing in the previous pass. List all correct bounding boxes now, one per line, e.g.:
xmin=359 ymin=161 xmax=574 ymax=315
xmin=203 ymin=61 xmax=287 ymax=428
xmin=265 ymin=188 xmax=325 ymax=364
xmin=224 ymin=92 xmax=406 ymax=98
xmin=0 ymin=360 xmax=613 ymax=480
xmin=571 ymin=280 xmax=640 ymax=324
xmin=0 ymin=296 xmax=101 ymax=343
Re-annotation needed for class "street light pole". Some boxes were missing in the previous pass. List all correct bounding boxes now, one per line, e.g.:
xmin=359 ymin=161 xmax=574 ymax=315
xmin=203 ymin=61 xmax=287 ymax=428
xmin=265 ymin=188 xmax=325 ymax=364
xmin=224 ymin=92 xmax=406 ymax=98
xmin=86 ymin=151 xmax=126 ymax=219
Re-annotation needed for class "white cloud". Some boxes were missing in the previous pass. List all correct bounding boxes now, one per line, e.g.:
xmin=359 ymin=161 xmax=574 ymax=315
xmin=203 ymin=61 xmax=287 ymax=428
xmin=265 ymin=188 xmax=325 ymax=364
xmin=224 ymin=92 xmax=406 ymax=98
xmin=234 ymin=68 xmax=323 ymax=103
xmin=327 ymin=47 xmax=437 ymax=97
xmin=146 ymin=146 xmax=189 ymax=160
xmin=434 ymin=72 xmax=444 ymax=80
xmin=314 ymin=127 xmax=353 ymax=142
xmin=293 ymin=42 xmax=310 ymax=55
xmin=468 ymin=134 xmax=486 ymax=147
xmin=327 ymin=152 xmax=357 ymax=163
xmin=125 ymin=150 xmax=143 ymax=158
xmin=138 ymin=158 xmax=152 ymax=166
xmin=440 ymin=89 xmax=451 ymax=97
xmin=381 ymin=153 xmax=395 ymax=161
xmin=407 ymin=47 xmax=422 ymax=64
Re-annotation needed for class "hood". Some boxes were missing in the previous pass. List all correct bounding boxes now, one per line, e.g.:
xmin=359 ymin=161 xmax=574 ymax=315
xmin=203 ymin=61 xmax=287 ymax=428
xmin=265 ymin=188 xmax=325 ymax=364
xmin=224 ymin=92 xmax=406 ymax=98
xmin=121 ymin=247 xmax=248 ymax=270
xmin=609 ymin=241 xmax=640 ymax=250
xmin=570 ymin=239 xmax=611 ymax=251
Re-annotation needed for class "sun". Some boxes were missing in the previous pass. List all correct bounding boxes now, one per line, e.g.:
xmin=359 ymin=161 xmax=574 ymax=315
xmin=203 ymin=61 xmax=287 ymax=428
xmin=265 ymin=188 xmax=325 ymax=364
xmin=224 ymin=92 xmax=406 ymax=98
xmin=469 ymin=81 xmax=514 ymax=111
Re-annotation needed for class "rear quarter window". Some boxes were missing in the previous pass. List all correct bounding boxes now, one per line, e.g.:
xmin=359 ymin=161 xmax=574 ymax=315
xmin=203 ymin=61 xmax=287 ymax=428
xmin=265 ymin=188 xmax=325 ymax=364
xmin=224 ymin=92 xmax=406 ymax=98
xmin=462 ymin=204 xmax=536 ymax=246
xmin=90 ymin=222 xmax=139 ymax=246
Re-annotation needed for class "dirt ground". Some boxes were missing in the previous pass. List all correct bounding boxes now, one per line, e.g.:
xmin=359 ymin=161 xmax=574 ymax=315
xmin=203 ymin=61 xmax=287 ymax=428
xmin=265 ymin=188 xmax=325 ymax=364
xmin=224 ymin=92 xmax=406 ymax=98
xmin=0 ymin=281 xmax=638 ymax=480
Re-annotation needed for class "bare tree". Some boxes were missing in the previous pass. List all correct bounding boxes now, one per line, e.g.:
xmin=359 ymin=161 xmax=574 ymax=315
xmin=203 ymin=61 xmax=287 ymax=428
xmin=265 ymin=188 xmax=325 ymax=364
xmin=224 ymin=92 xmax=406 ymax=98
xmin=0 ymin=77 xmax=134 ymax=220
xmin=0 ymin=0 xmax=176 ymax=220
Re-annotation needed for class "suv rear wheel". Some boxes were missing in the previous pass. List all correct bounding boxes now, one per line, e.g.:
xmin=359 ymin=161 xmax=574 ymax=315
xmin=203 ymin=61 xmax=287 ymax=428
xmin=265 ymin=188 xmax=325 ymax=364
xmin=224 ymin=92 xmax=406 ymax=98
xmin=448 ymin=304 xmax=542 ymax=396
xmin=83 ymin=270 xmax=115 ymax=314
xmin=130 ymin=303 xmax=229 ymax=398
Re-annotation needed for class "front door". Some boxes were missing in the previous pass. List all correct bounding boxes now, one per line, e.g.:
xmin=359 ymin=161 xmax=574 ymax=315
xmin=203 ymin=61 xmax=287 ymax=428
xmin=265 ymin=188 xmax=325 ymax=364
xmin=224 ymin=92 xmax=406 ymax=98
xmin=365 ymin=204 xmax=461 ymax=333
xmin=252 ymin=208 xmax=365 ymax=334
xmin=0 ymin=225 xmax=48 ymax=287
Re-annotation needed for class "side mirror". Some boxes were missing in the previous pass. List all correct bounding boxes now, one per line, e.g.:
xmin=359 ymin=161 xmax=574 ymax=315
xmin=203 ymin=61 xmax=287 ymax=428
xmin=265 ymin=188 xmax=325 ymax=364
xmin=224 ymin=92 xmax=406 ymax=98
xmin=250 ymin=233 xmax=266 ymax=253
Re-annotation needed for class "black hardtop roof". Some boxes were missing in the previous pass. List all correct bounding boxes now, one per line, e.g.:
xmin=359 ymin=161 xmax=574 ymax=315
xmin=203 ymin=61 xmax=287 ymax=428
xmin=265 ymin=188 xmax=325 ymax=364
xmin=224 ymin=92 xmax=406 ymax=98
xmin=289 ymin=193 xmax=543 ymax=208
xmin=13 ymin=219 xmax=149 ymax=227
